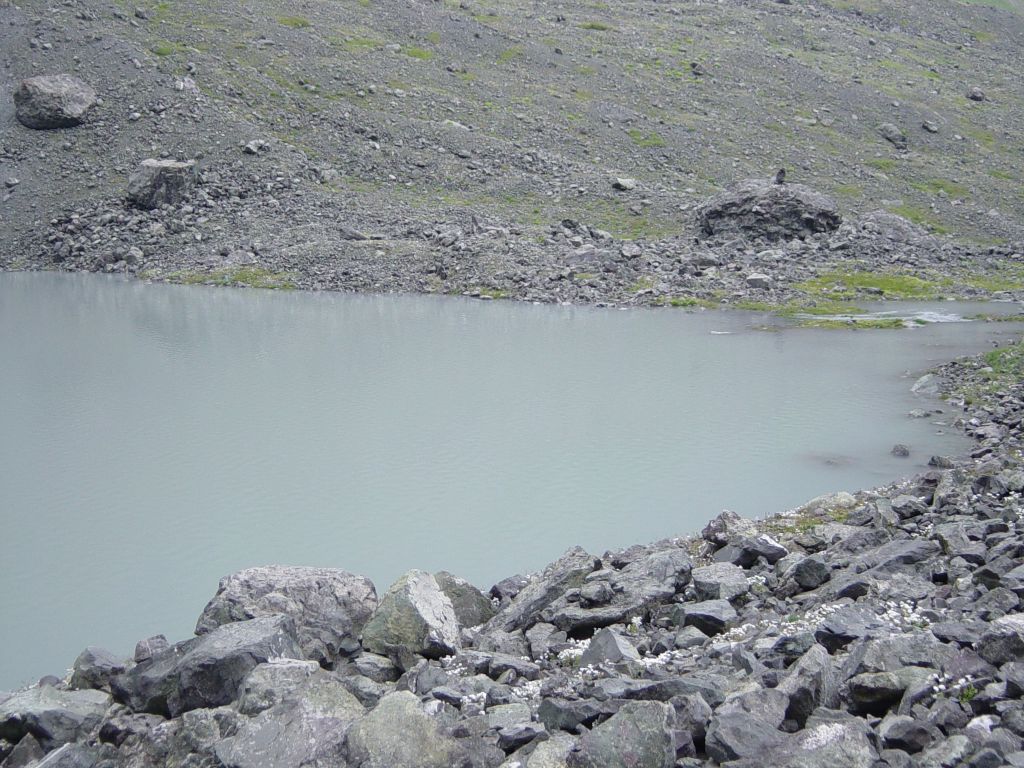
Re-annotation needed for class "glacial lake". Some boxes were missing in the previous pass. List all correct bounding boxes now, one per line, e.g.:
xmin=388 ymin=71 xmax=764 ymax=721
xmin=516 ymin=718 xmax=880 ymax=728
xmin=2 ymin=271 xmax=1023 ymax=688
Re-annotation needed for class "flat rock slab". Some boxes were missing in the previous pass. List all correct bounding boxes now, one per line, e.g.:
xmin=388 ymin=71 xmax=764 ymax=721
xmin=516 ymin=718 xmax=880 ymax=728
xmin=196 ymin=565 xmax=377 ymax=666
xmin=14 ymin=75 xmax=96 ymax=129
xmin=126 ymin=159 xmax=197 ymax=210
xmin=567 ymin=700 xmax=675 ymax=768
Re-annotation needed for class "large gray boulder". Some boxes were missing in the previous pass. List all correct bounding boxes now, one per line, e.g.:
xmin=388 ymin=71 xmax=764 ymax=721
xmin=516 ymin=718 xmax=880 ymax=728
xmin=567 ymin=700 xmax=675 ymax=768
xmin=69 ymin=647 xmax=125 ymax=691
xmin=196 ymin=565 xmax=378 ymax=666
xmin=14 ymin=75 xmax=96 ymax=129
xmin=360 ymin=570 xmax=461 ymax=663
xmin=111 ymin=615 xmax=304 ymax=717
xmin=0 ymin=687 xmax=110 ymax=751
xmin=696 ymin=179 xmax=842 ymax=241
xmin=705 ymin=711 xmax=787 ymax=763
xmin=726 ymin=711 xmax=877 ymax=768
xmin=126 ymin=159 xmax=197 ymax=209
xmin=215 ymin=671 xmax=365 ymax=768
xmin=344 ymin=691 xmax=458 ymax=768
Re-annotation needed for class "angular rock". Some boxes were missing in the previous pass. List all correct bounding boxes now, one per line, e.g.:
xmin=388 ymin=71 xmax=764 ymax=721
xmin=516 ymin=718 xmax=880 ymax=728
xmin=692 ymin=562 xmax=749 ymax=601
xmin=69 ymin=647 xmax=125 ymax=691
xmin=577 ymin=628 xmax=640 ymax=669
xmin=196 ymin=565 xmax=377 ymax=666
xmin=879 ymin=713 xmax=940 ymax=753
xmin=878 ymin=122 xmax=908 ymax=150
xmin=681 ymin=599 xmax=737 ymax=636
xmin=978 ymin=614 xmax=1024 ymax=664
xmin=705 ymin=712 xmax=787 ymax=763
xmin=0 ymin=687 xmax=110 ymax=751
xmin=777 ymin=644 xmax=839 ymax=726
xmin=537 ymin=697 xmax=622 ymax=732
xmin=344 ymin=691 xmax=457 ymax=768
xmin=361 ymin=570 xmax=461 ymax=664
xmin=696 ymin=179 xmax=842 ymax=241
xmin=236 ymin=658 xmax=320 ymax=715
xmin=126 ymin=159 xmax=197 ymax=210
xmin=215 ymin=672 xmax=365 ymax=768
xmin=702 ymin=510 xmax=757 ymax=547
xmin=111 ymin=615 xmax=303 ymax=717
xmin=791 ymin=556 xmax=831 ymax=590
xmin=567 ymin=700 xmax=674 ymax=768
xmin=434 ymin=571 xmax=495 ymax=628
xmin=14 ymin=75 xmax=97 ymax=129
xmin=486 ymin=547 xmax=596 ymax=632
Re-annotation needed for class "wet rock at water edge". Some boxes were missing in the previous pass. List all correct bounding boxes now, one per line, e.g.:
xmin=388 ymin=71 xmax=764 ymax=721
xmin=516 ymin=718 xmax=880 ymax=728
xmin=14 ymin=75 xmax=97 ymax=129
xmin=126 ymin=159 xmax=197 ymax=210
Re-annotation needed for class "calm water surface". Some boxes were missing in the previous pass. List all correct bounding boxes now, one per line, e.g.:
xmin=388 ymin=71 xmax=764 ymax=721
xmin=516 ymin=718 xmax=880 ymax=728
xmin=1 ymin=272 xmax=1022 ymax=687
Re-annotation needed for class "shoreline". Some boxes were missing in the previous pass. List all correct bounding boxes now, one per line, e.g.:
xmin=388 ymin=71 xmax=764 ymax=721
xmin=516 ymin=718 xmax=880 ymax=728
xmin=1 ymin=300 xmax=1023 ymax=767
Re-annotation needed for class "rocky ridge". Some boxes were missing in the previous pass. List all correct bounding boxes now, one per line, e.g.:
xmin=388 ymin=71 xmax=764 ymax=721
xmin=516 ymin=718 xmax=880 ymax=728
xmin=2 ymin=340 xmax=1024 ymax=767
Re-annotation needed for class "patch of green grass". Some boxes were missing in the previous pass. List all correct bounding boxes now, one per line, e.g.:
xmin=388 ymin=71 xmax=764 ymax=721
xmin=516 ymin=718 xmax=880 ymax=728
xmin=798 ymin=271 xmax=943 ymax=300
xmin=911 ymin=178 xmax=968 ymax=198
xmin=425 ymin=31 xmax=441 ymax=44
xmin=170 ymin=267 xmax=296 ymax=290
xmin=573 ymin=272 xmax=597 ymax=280
xmin=866 ymin=157 xmax=898 ymax=172
xmin=887 ymin=205 xmax=951 ymax=234
xmin=627 ymin=129 xmax=666 ymax=148
xmin=336 ymin=36 xmax=382 ymax=52
xmin=404 ymin=46 xmax=434 ymax=60
xmin=580 ymin=21 xmax=613 ymax=31
xmin=958 ymin=683 xmax=979 ymax=703
xmin=477 ymin=287 xmax=508 ymax=299
xmin=277 ymin=16 xmax=311 ymax=28
xmin=988 ymin=168 xmax=1016 ymax=181
xmin=798 ymin=318 xmax=906 ymax=329
xmin=498 ymin=46 xmax=523 ymax=63
xmin=666 ymin=296 xmax=717 ymax=308
xmin=151 ymin=40 xmax=185 ymax=56
xmin=834 ymin=183 xmax=864 ymax=198
xmin=630 ymin=276 xmax=655 ymax=293
xmin=985 ymin=341 xmax=1024 ymax=377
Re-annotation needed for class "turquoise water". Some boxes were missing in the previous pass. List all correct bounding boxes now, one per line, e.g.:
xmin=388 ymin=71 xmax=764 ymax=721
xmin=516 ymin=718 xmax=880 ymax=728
xmin=1 ymin=272 xmax=1021 ymax=687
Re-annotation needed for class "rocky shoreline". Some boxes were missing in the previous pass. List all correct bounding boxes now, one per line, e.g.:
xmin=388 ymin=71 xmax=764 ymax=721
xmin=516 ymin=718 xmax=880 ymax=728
xmin=2 ymin=328 xmax=1023 ymax=767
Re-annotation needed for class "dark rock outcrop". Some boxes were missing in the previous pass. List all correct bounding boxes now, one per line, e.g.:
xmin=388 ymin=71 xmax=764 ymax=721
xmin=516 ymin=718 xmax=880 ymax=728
xmin=696 ymin=179 xmax=842 ymax=240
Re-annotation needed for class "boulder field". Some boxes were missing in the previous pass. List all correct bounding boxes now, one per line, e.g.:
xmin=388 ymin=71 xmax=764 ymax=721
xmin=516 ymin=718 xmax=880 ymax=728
xmin=1 ymin=346 xmax=1024 ymax=768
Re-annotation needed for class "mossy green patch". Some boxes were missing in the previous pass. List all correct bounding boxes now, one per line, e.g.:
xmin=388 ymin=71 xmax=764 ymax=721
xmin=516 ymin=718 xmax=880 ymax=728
xmin=627 ymin=129 xmax=666 ymax=148
xmin=580 ymin=21 xmax=613 ymax=31
xmin=798 ymin=271 xmax=943 ymax=300
xmin=404 ymin=46 xmax=434 ymax=60
xmin=277 ymin=16 xmax=311 ymax=28
xmin=498 ymin=46 xmax=523 ymax=63
xmin=886 ymin=204 xmax=951 ymax=234
xmin=911 ymin=178 xmax=968 ymax=198
xmin=169 ymin=267 xmax=296 ymax=290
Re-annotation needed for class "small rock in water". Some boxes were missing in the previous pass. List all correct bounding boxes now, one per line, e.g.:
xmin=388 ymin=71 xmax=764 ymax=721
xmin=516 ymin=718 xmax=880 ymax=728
xmin=891 ymin=444 xmax=910 ymax=457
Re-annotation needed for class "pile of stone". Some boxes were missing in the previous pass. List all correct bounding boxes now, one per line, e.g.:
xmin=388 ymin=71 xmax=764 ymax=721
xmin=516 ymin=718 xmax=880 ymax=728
xmin=1 ymin=349 xmax=1024 ymax=768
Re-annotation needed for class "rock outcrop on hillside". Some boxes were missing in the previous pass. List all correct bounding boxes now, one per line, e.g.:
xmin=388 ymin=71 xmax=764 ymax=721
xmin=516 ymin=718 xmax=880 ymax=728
xmin=1 ymin=342 xmax=1023 ymax=767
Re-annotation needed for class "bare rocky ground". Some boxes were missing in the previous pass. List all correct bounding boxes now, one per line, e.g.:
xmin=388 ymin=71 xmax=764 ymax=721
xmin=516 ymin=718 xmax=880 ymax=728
xmin=0 ymin=0 xmax=1023 ymax=308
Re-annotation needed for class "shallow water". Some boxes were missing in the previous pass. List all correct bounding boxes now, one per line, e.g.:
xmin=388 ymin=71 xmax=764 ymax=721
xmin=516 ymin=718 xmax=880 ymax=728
xmin=1 ymin=272 xmax=1022 ymax=687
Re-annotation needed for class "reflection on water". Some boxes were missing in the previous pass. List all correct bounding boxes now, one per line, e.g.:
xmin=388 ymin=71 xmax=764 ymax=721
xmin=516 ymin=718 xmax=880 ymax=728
xmin=1 ymin=272 xmax=1022 ymax=688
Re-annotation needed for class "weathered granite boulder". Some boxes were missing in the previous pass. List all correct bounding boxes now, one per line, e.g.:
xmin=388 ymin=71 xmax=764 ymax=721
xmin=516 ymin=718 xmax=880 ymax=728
xmin=111 ymin=615 xmax=304 ymax=717
xmin=567 ymin=700 xmax=675 ymax=768
xmin=0 ymin=687 xmax=110 ymax=751
xmin=196 ymin=565 xmax=377 ymax=666
xmin=236 ymin=658 xmax=321 ymax=716
xmin=126 ymin=159 xmax=197 ymax=209
xmin=215 ymin=671 xmax=365 ymax=768
xmin=978 ymin=613 xmax=1024 ymax=664
xmin=344 ymin=691 xmax=458 ymax=768
xmin=696 ymin=179 xmax=842 ymax=240
xmin=360 ymin=570 xmax=461 ymax=664
xmin=577 ymin=628 xmax=641 ymax=669
xmin=14 ymin=75 xmax=96 ymax=129
xmin=706 ymin=711 xmax=787 ymax=763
